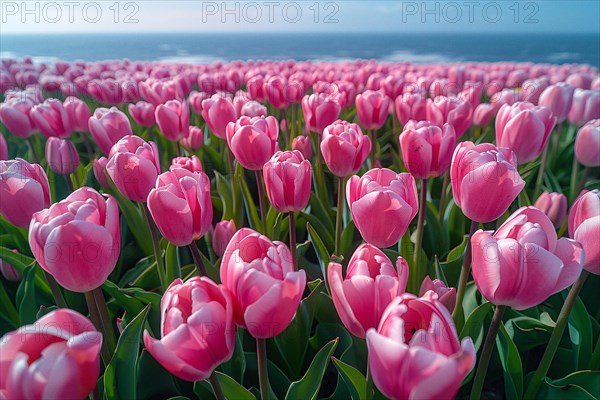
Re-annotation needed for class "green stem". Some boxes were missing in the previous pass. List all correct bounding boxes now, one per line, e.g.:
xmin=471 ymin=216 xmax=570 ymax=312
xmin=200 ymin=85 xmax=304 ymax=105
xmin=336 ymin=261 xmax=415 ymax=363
xmin=574 ymin=167 xmax=590 ymax=200
xmin=188 ymin=242 xmax=208 ymax=277
xmin=369 ymin=130 xmax=376 ymax=167
xmin=208 ymin=372 xmax=225 ymax=400
xmin=412 ymin=179 xmax=427 ymax=294
xmin=550 ymin=122 xmax=563 ymax=167
xmin=65 ymin=174 xmax=75 ymax=193
xmin=256 ymin=337 xmax=270 ymax=400
xmin=141 ymin=203 xmax=168 ymax=292
xmin=452 ymin=220 xmax=479 ymax=324
xmin=289 ymin=212 xmax=297 ymax=270
xmin=27 ymin=136 xmax=40 ymax=164
xmin=255 ymin=170 xmax=267 ymax=234
xmin=569 ymin=154 xmax=579 ymax=202
xmin=81 ymin=132 xmax=94 ymax=160
xmin=334 ymin=176 xmax=346 ymax=257
xmin=524 ymin=270 xmax=590 ymax=399
xmin=438 ymin=172 xmax=449 ymax=224
xmin=93 ymin=287 xmax=117 ymax=355
xmin=366 ymin=364 xmax=374 ymax=400
xmin=43 ymin=271 xmax=68 ymax=308
xmin=470 ymin=305 xmax=507 ymax=400
xmin=533 ymin=145 xmax=549 ymax=200
xmin=85 ymin=291 xmax=112 ymax=365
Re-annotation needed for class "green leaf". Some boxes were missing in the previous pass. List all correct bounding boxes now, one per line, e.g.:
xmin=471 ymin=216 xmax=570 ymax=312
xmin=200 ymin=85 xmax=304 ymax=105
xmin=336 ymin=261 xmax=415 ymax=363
xmin=215 ymin=171 xmax=234 ymax=221
xmin=332 ymin=357 xmax=367 ymax=400
xmin=496 ymin=322 xmax=523 ymax=400
xmin=214 ymin=371 xmax=257 ymax=400
xmin=307 ymin=222 xmax=331 ymax=280
xmin=460 ymin=302 xmax=493 ymax=351
xmin=239 ymin=172 xmax=263 ymax=232
xmin=276 ymin=280 xmax=326 ymax=379
xmin=0 ymin=279 xmax=19 ymax=328
xmin=567 ymin=295 xmax=593 ymax=369
xmin=16 ymin=266 xmax=38 ymax=325
xmin=221 ymin=331 xmax=246 ymax=384
xmin=107 ymin=186 xmax=153 ymax=256
xmin=441 ymin=234 xmax=469 ymax=288
xmin=538 ymin=371 xmax=600 ymax=400
xmin=104 ymin=304 xmax=151 ymax=400
xmin=165 ymin=242 xmax=181 ymax=283
xmin=0 ymin=247 xmax=35 ymax=273
xmin=285 ymin=338 xmax=339 ymax=400
xmin=136 ymin=350 xmax=180 ymax=399
xmin=339 ymin=219 xmax=356 ymax=259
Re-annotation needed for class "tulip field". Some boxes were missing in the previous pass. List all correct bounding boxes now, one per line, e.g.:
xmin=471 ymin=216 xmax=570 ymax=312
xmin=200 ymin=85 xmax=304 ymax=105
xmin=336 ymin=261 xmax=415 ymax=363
xmin=1 ymin=58 xmax=599 ymax=400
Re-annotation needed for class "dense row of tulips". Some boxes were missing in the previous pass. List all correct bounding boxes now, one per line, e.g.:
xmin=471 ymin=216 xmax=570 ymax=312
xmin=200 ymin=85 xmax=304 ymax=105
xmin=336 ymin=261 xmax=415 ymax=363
xmin=0 ymin=57 xmax=599 ymax=400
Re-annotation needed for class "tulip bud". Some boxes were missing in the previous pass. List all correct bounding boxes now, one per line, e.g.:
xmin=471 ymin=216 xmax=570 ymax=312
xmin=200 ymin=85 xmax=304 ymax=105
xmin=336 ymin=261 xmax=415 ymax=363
xmin=472 ymin=207 xmax=584 ymax=309
xmin=568 ymin=190 xmax=600 ymax=274
xmin=291 ymin=135 xmax=312 ymax=160
xmin=181 ymin=126 xmax=204 ymax=150
xmin=106 ymin=135 xmax=161 ymax=203
xmin=45 ymin=137 xmax=80 ymax=175
xmin=419 ymin=276 xmax=456 ymax=312
xmin=29 ymin=187 xmax=120 ymax=292
xmin=64 ymin=96 xmax=91 ymax=132
xmin=263 ymin=150 xmax=312 ymax=213
xmin=212 ymin=219 xmax=236 ymax=257
xmin=320 ymin=120 xmax=371 ymax=177
xmin=356 ymin=90 xmax=391 ymax=131
xmin=226 ymin=116 xmax=279 ymax=170
xmin=533 ymin=191 xmax=568 ymax=229
xmin=201 ymin=93 xmax=238 ymax=139
xmin=0 ymin=158 xmax=50 ymax=228
xmin=328 ymin=244 xmax=408 ymax=338
xmin=220 ymin=228 xmax=306 ymax=338
xmin=538 ymin=83 xmax=575 ymax=123
xmin=148 ymin=168 xmax=212 ymax=246
xmin=302 ymin=93 xmax=341 ymax=134
xmin=93 ymin=156 xmax=110 ymax=188
xmin=574 ymin=119 xmax=600 ymax=167
xmin=170 ymin=155 xmax=203 ymax=173
xmin=0 ymin=99 xmax=36 ymax=138
xmin=347 ymin=168 xmax=418 ymax=248
xmin=155 ymin=99 xmax=189 ymax=141
xmin=473 ymin=103 xmax=496 ymax=127
xmin=128 ymin=101 xmax=156 ymax=127
xmin=88 ymin=107 xmax=133 ymax=155
xmin=399 ymin=120 xmax=456 ymax=179
xmin=426 ymin=96 xmax=473 ymax=137
xmin=30 ymin=98 xmax=73 ymax=138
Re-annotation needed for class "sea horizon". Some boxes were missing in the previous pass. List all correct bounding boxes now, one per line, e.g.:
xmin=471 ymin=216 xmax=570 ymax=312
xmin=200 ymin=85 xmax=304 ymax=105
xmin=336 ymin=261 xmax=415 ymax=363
xmin=2 ymin=32 xmax=599 ymax=67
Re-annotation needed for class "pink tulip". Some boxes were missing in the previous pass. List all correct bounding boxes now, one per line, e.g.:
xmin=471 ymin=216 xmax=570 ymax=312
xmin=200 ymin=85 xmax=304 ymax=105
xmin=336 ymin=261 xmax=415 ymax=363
xmin=88 ymin=107 xmax=133 ymax=155
xmin=30 ymin=98 xmax=73 ymax=138
xmin=0 ymin=99 xmax=36 ymax=138
xmin=148 ymin=168 xmax=212 ymax=246
xmin=241 ymin=100 xmax=268 ymax=118
xmin=45 ymin=137 xmax=80 ymax=175
xmin=64 ymin=96 xmax=91 ymax=132
xmin=346 ymin=168 xmax=418 ymax=248
xmin=460 ymin=81 xmax=484 ymax=109
xmin=472 ymin=207 xmax=584 ymax=309
xmin=226 ymin=116 xmax=279 ymax=170
xmin=263 ymin=75 xmax=289 ymax=109
xmin=220 ymin=228 xmax=306 ymax=338
xmin=426 ymin=96 xmax=473 ymax=137
xmin=394 ymin=92 xmax=427 ymax=126
xmin=538 ymin=83 xmax=575 ymax=123
xmin=263 ymin=150 xmax=312 ymax=213
xmin=495 ymin=102 xmax=556 ymax=164
xmin=473 ymin=103 xmax=496 ymax=127
xmin=188 ymin=91 xmax=210 ymax=115
xmin=451 ymin=142 xmax=525 ymax=223
xmin=201 ymin=93 xmax=238 ymax=139
xmin=181 ymin=126 xmax=204 ymax=150
xmin=534 ymin=191 xmax=568 ymax=229
xmin=0 ymin=134 xmax=7 ymax=160
xmin=366 ymin=292 xmax=476 ymax=400
xmin=399 ymin=120 xmax=456 ymax=179
xmin=0 ymin=158 xmax=50 ymax=228
xmin=568 ymin=190 xmax=600 ymax=274
xmin=575 ymin=119 xmax=600 ymax=167
xmin=93 ymin=156 xmax=110 ymax=188
xmin=0 ymin=309 xmax=101 ymax=399
xmin=301 ymin=93 xmax=341 ymax=134
xmin=0 ymin=251 xmax=21 ymax=281
xmin=356 ymin=90 xmax=391 ymax=130
xmin=291 ymin=135 xmax=312 ymax=160
xmin=328 ymin=244 xmax=408 ymax=338
xmin=106 ymin=135 xmax=161 ymax=203
xmin=128 ymin=101 xmax=156 ymax=127
xmin=155 ymin=99 xmax=189 ymax=142
xmin=419 ymin=276 xmax=456 ymax=312
xmin=568 ymin=89 xmax=600 ymax=126
xmin=143 ymin=277 xmax=235 ymax=381
xmin=29 ymin=187 xmax=120 ymax=292
xmin=212 ymin=219 xmax=236 ymax=258
xmin=87 ymin=78 xmax=124 ymax=105
xmin=170 ymin=155 xmax=203 ymax=173
xmin=320 ymin=120 xmax=371 ymax=177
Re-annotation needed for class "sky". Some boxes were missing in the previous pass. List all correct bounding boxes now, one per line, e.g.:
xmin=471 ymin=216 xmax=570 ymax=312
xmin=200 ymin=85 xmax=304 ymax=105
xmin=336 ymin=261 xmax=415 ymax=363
xmin=1 ymin=0 xmax=599 ymax=34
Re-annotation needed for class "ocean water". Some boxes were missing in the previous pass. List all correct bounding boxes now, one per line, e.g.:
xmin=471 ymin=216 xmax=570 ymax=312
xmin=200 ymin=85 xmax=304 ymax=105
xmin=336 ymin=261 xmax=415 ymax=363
xmin=1 ymin=33 xmax=599 ymax=66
